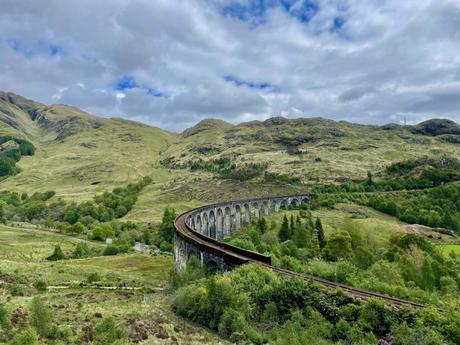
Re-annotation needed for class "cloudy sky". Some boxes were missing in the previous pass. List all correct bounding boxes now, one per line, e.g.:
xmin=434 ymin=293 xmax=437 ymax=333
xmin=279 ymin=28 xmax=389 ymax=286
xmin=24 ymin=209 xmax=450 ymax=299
xmin=1 ymin=0 xmax=460 ymax=131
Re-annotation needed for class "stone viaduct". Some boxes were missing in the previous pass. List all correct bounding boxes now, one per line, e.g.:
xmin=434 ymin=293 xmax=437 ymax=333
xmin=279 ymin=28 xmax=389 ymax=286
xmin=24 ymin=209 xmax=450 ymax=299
xmin=174 ymin=194 xmax=312 ymax=272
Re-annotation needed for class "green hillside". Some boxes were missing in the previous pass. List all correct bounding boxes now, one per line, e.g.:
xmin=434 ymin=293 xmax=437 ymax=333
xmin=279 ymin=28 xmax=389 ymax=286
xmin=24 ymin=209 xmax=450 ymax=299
xmin=1 ymin=92 xmax=460 ymax=222
xmin=163 ymin=116 xmax=460 ymax=186
xmin=0 ymin=92 xmax=182 ymax=221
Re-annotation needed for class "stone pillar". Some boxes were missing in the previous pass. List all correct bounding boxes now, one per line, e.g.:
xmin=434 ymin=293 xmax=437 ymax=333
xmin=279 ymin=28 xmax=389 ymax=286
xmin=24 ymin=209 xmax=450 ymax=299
xmin=275 ymin=201 xmax=281 ymax=212
xmin=264 ymin=201 xmax=270 ymax=215
xmin=235 ymin=209 xmax=242 ymax=230
xmin=245 ymin=206 xmax=251 ymax=224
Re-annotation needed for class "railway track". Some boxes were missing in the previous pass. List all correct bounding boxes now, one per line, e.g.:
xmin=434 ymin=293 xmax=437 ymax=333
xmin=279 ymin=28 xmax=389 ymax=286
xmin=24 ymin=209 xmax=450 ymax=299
xmin=174 ymin=206 xmax=425 ymax=309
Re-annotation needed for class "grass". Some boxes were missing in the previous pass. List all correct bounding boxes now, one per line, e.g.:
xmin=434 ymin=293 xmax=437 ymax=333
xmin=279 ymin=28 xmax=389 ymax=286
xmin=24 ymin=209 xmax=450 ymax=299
xmin=437 ymin=244 xmax=460 ymax=256
xmin=242 ymin=203 xmax=456 ymax=246
xmin=0 ymin=225 xmax=228 ymax=344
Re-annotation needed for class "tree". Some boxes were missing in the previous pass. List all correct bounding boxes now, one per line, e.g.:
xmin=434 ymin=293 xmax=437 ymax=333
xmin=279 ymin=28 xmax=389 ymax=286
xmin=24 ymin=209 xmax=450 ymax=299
xmin=293 ymin=223 xmax=309 ymax=248
xmin=0 ymin=155 xmax=17 ymax=177
xmin=91 ymin=223 xmax=115 ymax=241
xmin=46 ymin=245 xmax=66 ymax=261
xmin=158 ymin=208 xmax=176 ymax=245
xmin=278 ymin=215 xmax=291 ymax=242
xmin=70 ymin=221 xmax=85 ymax=234
xmin=29 ymin=297 xmax=54 ymax=337
xmin=323 ymin=232 xmax=352 ymax=261
xmin=315 ymin=218 xmax=326 ymax=249
xmin=366 ymin=170 xmax=373 ymax=185
xmin=257 ymin=217 xmax=268 ymax=234
xmin=289 ymin=215 xmax=295 ymax=234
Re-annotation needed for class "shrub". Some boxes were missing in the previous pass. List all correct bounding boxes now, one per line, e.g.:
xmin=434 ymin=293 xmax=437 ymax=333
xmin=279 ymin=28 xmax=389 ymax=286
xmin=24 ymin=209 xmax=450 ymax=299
xmin=69 ymin=221 xmax=85 ymax=234
xmin=33 ymin=280 xmax=48 ymax=292
xmin=93 ymin=317 xmax=127 ymax=345
xmin=87 ymin=272 xmax=102 ymax=284
xmin=29 ymin=297 xmax=54 ymax=337
xmin=91 ymin=223 xmax=114 ymax=241
xmin=46 ymin=245 xmax=66 ymax=261
xmin=0 ymin=304 xmax=11 ymax=331
xmin=9 ymin=327 xmax=39 ymax=345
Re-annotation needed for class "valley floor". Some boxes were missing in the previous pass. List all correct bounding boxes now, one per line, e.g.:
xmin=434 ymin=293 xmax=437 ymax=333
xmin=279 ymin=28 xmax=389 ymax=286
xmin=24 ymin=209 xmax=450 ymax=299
xmin=0 ymin=225 xmax=229 ymax=344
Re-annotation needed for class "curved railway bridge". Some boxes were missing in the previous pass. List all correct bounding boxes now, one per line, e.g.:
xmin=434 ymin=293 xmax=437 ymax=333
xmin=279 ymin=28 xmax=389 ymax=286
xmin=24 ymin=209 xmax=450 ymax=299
xmin=174 ymin=194 xmax=425 ymax=309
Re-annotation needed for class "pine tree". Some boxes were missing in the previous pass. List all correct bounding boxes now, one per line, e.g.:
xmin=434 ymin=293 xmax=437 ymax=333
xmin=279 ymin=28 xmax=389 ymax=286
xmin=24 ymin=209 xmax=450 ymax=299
xmin=290 ymin=215 xmax=295 ymax=234
xmin=315 ymin=217 xmax=326 ymax=249
xmin=296 ymin=216 xmax=302 ymax=229
xmin=293 ymin=223 xmax=309 ymax=248
xmin=310 ymin=228 xmax=320 ymax=257
xmin=279 ymin=215 xmax=291 ymax=242
xmin=258 ymin=217 xmax=268 ymax=234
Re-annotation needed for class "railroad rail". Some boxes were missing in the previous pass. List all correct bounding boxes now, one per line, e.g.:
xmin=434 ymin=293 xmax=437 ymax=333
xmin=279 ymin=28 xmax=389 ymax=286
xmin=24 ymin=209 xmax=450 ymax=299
xmin=174 ymin=196 xmax=425 ymax=309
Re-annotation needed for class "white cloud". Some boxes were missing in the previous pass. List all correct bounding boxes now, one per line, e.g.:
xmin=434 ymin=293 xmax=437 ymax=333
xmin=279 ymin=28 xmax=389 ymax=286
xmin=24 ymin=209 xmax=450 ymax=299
xmin=0 ymin=0 xmax=459 ymax=131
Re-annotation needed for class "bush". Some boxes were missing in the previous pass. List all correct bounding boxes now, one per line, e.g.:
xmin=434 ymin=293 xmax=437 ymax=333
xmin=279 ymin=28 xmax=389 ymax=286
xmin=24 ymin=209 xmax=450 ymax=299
xmin=34 ymin=280 xmax=48 ymax=292
xmin=9 ymin=327 xmax=39 ymax=345
xmin=87 ymin=272 xmax=102 ymax=284
xmin=46 ymin=245 xmax=66 ymax=261
xmin=91 ymin=223 xmax=115 ymax=241
xmin=29 ymin=297 xmax=54 ymax=337
xmin=93 ymin=317 xmax=127 ymax=345
xmin=0 ymin=304 xmax=11 ymax=331
xmin=69 ymin=221 xmax=85 ymax=234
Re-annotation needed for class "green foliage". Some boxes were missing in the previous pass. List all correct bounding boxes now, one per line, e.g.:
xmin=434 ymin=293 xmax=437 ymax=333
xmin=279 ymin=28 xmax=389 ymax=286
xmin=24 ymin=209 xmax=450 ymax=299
xmin=91 ymin=223 xmax=114 ymax=241
xmin=46 ymin=245 xmax=66 ymax=261
xmin=0 ymin=155 xmax=17 ymax=177
xmin=315 ymin=218 xmax=326 ymax=249
xmin=9 ymin=327 xmax=39 ymax=345
xmin=188 ymin=157 xmax=268 ymax=181
xmin=69 ymin=221 xmax=85 ymax=234
xmin=0 ymin=304 xmax=11 ymax=331
xmin=323 ymin=232 xmax=352 ymax=261
xmin=93 ymin=317 xmax=127 ymax=345
xmin=153 ymin=208 xmax=176 ymax=251
xmin=0 ymin=136 xmax=35 ymax=178
xmin=33 ymin=280 xmax=48 ymax=292
xmin=29 ymin=297 xmax=54 ymax=337
xmin=278 ymin=215 xmax=292 ymax=242
xmin=257 ymin=217 xmax=268 ymax=234
xmin=102 ymin=242 xmax=130 ymax=256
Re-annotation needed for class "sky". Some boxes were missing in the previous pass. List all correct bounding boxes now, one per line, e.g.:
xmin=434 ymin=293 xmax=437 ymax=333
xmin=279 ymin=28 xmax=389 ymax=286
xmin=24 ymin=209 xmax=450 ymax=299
xmin=0 ymin=0 xmax=459 ymax=131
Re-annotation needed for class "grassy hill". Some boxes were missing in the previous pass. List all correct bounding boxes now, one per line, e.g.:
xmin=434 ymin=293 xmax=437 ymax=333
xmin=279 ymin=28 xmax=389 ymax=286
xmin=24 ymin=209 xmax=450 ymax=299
xmin=1 ymin=91 xmax=460 ymax=221
xmin=162 ymin=116 xmax=460 ymax=187
xmin=0 ymin=92 xmax=183 ymax=221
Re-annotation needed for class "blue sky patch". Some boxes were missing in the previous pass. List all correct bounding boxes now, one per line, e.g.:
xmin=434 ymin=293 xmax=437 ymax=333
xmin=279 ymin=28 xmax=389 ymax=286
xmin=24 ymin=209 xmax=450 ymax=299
xmin=114 ymin=75 xmax=166 ymax=98
xmin=219 ymin=0 xmax=318 ymax=26
xmin=224 ymin=75 xmax=276 ymax=91
xmin=330 ymin=17 xmax=345 ymax=33
xmin=49 ymin=44 xmax=64 ymax=56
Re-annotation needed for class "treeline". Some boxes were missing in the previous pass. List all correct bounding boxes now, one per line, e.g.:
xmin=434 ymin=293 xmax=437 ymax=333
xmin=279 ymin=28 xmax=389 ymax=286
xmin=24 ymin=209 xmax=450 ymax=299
xmin=367 ymin=184 xmax=460 ymax=231
xmin=312 ymin=184 xmax=460 ymax=232
xmin=0 ymin=177 xmax=153 ymax=246
xmin=0 ymin=135 xmax=36 ymax=177
xmin=172 ymin=262 xmax=460 ymax=344
xmin=311 ymin=157 xmax=460 ymax=232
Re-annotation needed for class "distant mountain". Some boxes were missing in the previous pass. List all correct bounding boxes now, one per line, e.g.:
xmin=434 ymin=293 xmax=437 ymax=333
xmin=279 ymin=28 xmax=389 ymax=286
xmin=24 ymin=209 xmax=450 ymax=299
xmin=1 ymin=91 xmax=459 ymax=220
xmin=0 ymin=91 xmax=176 ymax=204
xmin=162 ymin=115 xmax=460 ymax=187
